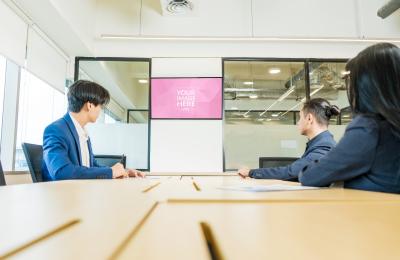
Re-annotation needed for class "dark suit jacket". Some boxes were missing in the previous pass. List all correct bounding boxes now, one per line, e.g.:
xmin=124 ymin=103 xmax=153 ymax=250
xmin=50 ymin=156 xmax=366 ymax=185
xmin=300 ymin=115 xmax=400 ymax=194
xmin=249 ymin=131 xmax=336 ymax=180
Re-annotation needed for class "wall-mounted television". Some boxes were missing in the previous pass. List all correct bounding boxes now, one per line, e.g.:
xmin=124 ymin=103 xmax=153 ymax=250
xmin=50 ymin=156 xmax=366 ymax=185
xmin=151 ymin=77 xmax=222 ymax=119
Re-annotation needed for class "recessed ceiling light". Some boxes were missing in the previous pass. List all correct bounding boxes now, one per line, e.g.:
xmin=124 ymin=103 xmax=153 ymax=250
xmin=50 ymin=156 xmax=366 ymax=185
xmin=271 ymin=113 xmax=280 ymax=117
xmin=249 ymin=94 xmax=258 ymax=99
xmin=138 ymin=79 xmax=148 ymax=84
xmin=231 ymin=107 xmax=238 ymax=110
xmin=243 ymin=81 xmax=254 ymax=85
xmin=269 ymin=68 xmax=281 ymax=74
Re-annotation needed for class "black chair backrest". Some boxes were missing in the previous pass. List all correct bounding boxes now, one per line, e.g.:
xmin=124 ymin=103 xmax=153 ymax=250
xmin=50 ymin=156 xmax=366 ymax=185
xmin=22 ymin=143 xmax=44 ymax=183
xmin=259 ymin=157 xmax=299 ymax=168
xmin=94 ymin=154 xmax=126 ymax=168
xmin=0 ymin=161 xmax=5 ymax=186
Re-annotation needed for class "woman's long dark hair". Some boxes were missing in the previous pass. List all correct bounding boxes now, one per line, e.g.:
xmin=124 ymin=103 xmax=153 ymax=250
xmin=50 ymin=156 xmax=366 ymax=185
xmin=346 ymin=42 xmax=400 ymax=138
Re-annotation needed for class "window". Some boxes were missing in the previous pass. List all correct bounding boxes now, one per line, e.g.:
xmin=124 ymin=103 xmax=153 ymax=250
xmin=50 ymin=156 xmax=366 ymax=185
xmin=0 ymin=55 xmax=6 ymax=139
xmin=15 ymin=69 xmax=66 ymax=170
xmin=78 ymin=59 xmax=150 ymax=170
xmin=224 ymin=60 xmax=307 ymax=170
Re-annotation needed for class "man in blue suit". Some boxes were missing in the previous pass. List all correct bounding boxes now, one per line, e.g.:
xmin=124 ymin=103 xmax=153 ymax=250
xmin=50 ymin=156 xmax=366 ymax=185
xmin=238 ymin=98 xmax=339 ymax=181
xmin=42 ymin=80 xmax=144 ymax=181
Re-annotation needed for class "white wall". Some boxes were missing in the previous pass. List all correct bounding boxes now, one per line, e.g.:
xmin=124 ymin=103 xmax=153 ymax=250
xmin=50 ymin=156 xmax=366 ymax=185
xmin=150 ymin=57 xmax=223 ymax=172
xmin=87 ymin=123 xmax=149 ymax=169
xmin=41 ymin=0 xmax=97 ymax=51
xmin=358 ymin=0 xmax=400 ymax=38
xmin=8 ymin=0 xmax=92 ymax=58
xmin=253 ymin=0 xmax=359 ymax=38
xmin=7 ymin=0 xmax=400 ymax=59
xmin=92 ymin=0 xmax=400 ymax=58
xmin=151 ymin=120 xmax=223 ymax=172
xmin=26 ymin=28 xmax=67 ymax=92
xmin=92 ymin=0 xmax=400 ymax=39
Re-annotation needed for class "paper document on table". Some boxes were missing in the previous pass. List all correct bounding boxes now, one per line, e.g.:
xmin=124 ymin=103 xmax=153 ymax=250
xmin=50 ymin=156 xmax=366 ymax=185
xmin=218 ymin=184 xmax=320 ymax=192
xmin=146 ymin=176 xmax=161 ymax=179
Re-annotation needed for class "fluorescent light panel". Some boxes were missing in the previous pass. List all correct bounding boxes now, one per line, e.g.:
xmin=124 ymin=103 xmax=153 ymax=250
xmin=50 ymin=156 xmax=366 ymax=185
xmin=277 ymin=85 xmax=296 ymax=102
xmin=269 ymin=68 xmax=281 ymax=74
xmin=224 ymin=88 xmax=256 ymax=92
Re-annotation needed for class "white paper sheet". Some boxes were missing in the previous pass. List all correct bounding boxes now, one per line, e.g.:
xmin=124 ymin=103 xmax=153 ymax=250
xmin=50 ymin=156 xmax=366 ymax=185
xmin=218 ymin=184 xmax=320 ymax=192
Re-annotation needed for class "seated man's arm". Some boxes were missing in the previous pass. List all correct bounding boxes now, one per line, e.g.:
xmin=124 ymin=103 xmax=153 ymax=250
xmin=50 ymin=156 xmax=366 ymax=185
xmin=249 ymin=145 xmax=332 ymax=180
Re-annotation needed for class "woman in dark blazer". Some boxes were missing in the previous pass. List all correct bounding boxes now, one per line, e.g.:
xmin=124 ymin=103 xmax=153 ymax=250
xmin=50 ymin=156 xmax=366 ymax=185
xmin=299 ymin=43 xmax=400 ymax=194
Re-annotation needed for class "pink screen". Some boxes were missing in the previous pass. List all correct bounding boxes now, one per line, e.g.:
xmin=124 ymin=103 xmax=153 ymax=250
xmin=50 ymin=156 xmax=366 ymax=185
xmin=151 ymin=78 xmax=222 ymax=119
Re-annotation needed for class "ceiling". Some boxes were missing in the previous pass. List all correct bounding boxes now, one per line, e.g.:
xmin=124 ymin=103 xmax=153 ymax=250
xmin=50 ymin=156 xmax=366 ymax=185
xmin=10 ymin=0 xmax=400 ymax=60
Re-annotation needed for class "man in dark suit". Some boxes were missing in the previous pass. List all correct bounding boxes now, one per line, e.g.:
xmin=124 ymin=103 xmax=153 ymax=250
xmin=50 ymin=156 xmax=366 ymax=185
xmin=42 ymin=80 xmax=144 ymax=181
xmin=238 ymin=98 xmax=339 ymax=181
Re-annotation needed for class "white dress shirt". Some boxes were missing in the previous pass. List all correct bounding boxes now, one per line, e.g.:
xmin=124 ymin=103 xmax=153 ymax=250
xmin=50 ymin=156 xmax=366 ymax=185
xmin=69 ymin=113 xmax=90 ymax=167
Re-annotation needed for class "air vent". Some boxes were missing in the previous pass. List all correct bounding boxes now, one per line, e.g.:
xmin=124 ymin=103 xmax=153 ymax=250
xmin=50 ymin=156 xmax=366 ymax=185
xmin=166 ymin=0 xmax=193 ymax=14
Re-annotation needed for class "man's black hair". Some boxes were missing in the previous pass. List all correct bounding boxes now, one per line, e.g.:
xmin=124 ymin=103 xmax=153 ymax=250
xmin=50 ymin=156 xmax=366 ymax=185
xmin=67 ymin=80 xmax=110 ymax=112
xmin=302 ymin=98 xmax=340 ymax=126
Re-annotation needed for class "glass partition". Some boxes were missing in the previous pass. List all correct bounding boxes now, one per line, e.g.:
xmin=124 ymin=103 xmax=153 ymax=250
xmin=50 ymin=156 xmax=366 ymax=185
xmin=308 ymin=61 xmax=351 ymax=124
xmin=224 ymin=60 xmax=307 ymax=170
xmin=77 ymin=58 xmax=150 ymax=170
xmin=0 ymin=55 xmax=6 ymax=139
xmin=223 ymin=59 xmax=350 ymax=171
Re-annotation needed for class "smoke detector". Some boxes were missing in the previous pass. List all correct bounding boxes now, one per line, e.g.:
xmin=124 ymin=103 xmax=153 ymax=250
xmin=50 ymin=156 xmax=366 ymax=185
xmin=163 ymin=0 xmax=194 ymax=15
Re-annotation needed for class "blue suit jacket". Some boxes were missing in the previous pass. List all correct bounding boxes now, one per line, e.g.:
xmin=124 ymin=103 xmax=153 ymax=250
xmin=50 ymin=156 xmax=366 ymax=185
xmin=42 ymin=113 xmax=112 ymax=181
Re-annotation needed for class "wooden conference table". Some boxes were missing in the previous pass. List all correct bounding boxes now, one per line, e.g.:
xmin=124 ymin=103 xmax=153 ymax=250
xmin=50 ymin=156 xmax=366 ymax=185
xmin=0 ymin=173 xmax=399 ymax=260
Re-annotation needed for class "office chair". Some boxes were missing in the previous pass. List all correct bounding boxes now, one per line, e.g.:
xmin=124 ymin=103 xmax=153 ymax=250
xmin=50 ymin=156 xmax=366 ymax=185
xmin=259 ymin=157 xmax=299 ymax=168
xmin=94 ymin=154 xmax=126 ymax=168
xmin=0 ymin=161 xmax=5 ymax=186
xmin=22 ymin=143 xmax=44 ymax=183
xmin=259 ymin=157 xmax=300 ymax=182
